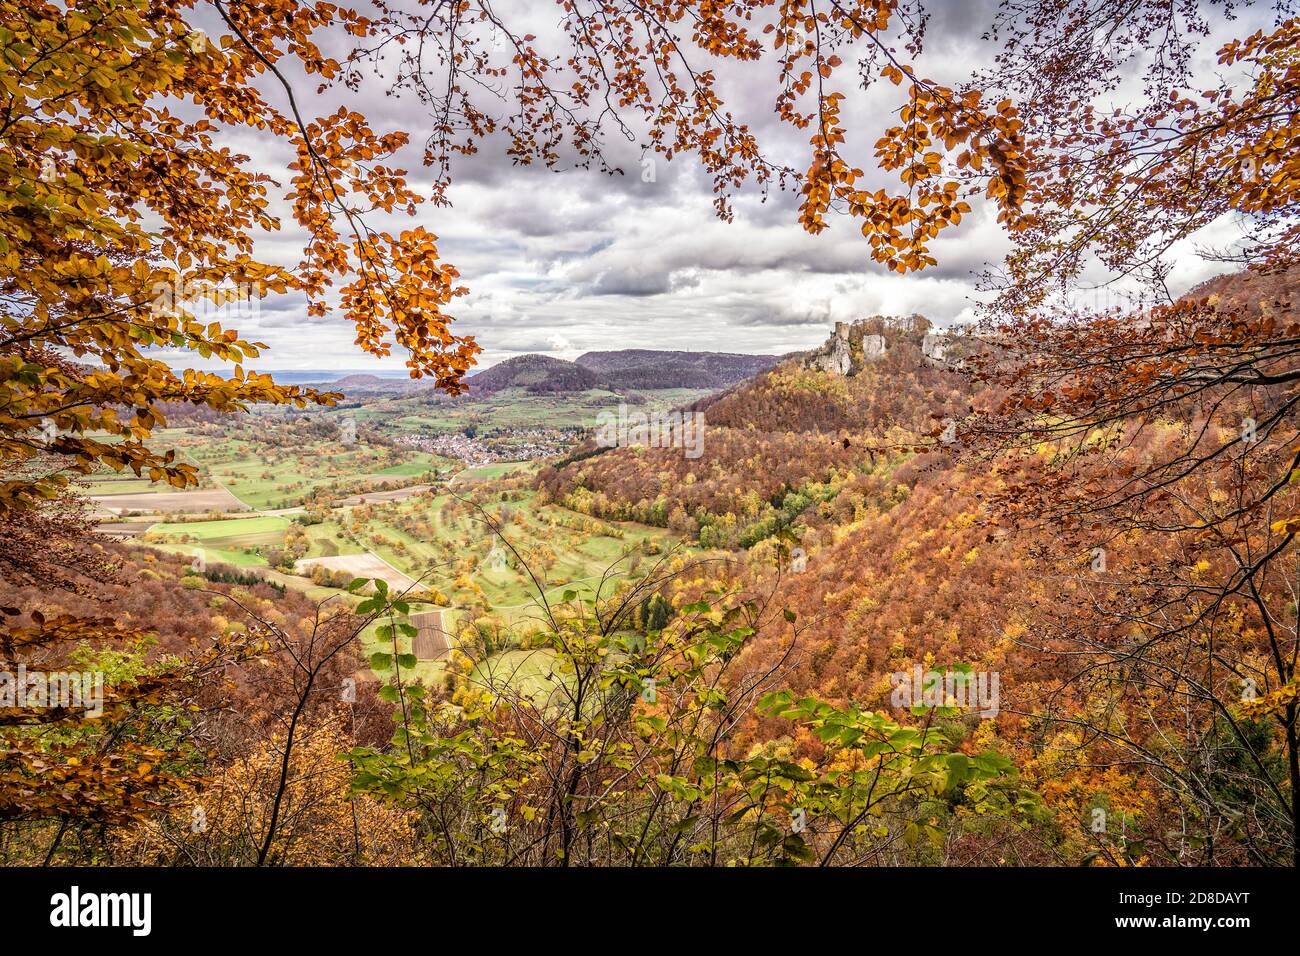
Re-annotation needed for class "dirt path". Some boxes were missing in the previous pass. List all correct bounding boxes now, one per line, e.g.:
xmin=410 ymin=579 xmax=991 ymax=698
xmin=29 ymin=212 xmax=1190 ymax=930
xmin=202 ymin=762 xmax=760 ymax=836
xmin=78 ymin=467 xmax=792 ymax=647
xmin=92 ymin=520 xmax=154 ymax=537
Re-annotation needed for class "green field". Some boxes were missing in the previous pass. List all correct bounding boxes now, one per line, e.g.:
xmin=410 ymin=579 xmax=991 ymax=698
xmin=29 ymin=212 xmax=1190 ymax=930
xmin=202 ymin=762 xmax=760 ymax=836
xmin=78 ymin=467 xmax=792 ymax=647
xmin=302 ymin=521 xmax=365 ymax=556
xmin=337 ymin=488 xmax=677 ymax=617
xmin=91 ymin=391 xmax=697 ymax=695
xmin=85 ymin=476 xmax=178 ymax=495
xmin=149 ymin=515 xmax=290 ymax=541
xmin=142 ymin=516 xmax=290 ymax=568
xmin=130 ymin=477 xmax=676 ymax=630
xmin=193 ymin=437 xmax=443 ymax=509
xmin=370 ymin=387 xmax=716 ymax=433
xmin=454 ymin=461 xmax=534 ymax=483
xmin=81 ymin=428 xmax=223 ymax=495
xmin=148 ymin=541 xmax=269 ymax=569
xmin=469 ymin=648 xmax=562 ymax=702
xmin=83 ymin=425 xmax=444 ymax=510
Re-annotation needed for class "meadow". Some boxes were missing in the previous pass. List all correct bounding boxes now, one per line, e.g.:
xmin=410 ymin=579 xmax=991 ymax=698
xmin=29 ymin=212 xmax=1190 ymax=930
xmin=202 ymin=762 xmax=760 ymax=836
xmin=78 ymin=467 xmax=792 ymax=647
xmin=361 ymin=387 xmax=716 ymax=433
xmin=112 ymin=418 xmax=685 ymax=694
xmin=187 ymin=434 xmax=445 ymax=509
xmin=87 ymin=425 xmax=449 ymax=513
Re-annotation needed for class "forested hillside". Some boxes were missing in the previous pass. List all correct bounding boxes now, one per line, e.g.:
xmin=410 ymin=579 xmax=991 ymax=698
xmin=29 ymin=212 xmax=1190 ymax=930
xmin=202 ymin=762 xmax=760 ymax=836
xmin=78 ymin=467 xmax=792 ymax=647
xmin=537 ymin=280 xmax=1300 ymax=866
xmin=539 ymin=316 xmax=971 ymax=546
xmin=575 ymin=349 xmax=781 ymax=389
xmin=467 ymin=349 xmax=785 ymax=395
xmin=467 ymin=355 xmax=606 ymax=394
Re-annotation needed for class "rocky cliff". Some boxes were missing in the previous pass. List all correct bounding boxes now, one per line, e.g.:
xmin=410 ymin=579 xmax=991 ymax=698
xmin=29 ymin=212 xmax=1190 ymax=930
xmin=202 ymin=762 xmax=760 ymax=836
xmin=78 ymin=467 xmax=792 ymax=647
xmin=800 ymin=315 xmax=966 ymax=375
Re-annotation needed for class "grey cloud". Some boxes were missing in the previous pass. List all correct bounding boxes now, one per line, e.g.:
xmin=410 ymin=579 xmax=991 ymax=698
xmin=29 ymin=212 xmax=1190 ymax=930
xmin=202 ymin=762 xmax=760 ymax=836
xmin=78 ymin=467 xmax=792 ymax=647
xmin=587 ymin=270 xmax=675 ymax=297
xmin=732 ymin=305 xmax=836 ymax=328
xmin=167 ymin=0 xmax=1245 ymax=374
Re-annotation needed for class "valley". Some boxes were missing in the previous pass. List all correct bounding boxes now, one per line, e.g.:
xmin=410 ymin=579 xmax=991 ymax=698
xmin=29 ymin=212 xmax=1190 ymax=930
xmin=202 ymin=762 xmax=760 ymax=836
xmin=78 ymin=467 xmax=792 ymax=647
xmin=27 ymin=298 xmax=1298 ymax=869
xmin=87 ymin=381 xmax=701 ymax=694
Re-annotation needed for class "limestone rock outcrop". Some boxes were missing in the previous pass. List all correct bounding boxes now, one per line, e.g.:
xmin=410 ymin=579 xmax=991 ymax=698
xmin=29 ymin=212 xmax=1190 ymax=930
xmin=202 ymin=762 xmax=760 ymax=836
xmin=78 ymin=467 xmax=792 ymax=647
xmin=800 ymin=315 xmax=946 ymax=375
xmin=805 ymin=322 xmax=854 ymax=375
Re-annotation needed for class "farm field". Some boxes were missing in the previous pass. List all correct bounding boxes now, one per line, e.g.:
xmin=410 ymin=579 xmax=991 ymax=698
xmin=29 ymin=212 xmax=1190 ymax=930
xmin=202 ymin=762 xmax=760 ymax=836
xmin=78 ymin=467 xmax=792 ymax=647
xmin=191 ymin=436 xmax=446 ymax=509
xmin=87 ymin=424 xmax=450 ymax=514
xmin=150 ymin=515 xmax=290 ymax=542
xmin=92 ymin=487 xmax=249 ymax=515
xmin=337 ymin=487 xmax=679 ymax=617
xmin=469 ymin=648 xmax=563 ymax=703
xmin=293 ymin=552 xmax=420 ymax=592
xmin=124 ymin=479 xmax=679 ymax=699
xmin=334 ymin=484 xmax=433 ymax=506
xmin=356 ymin=609 xmax=458 ymax=687
xmin=88 ymin=476 xmax=192 ymax=496
xmin=81 ymin=428 xmax=234 ymax=506
xmin=149 ymin=541 xmax=268 ymax=569
xmin=89 ymin=406 xmax=683 ymax=700
xmin=453 ymin=461 xmax=534 ymax=484
xmin=300 ymin=520 xmax=365 ymax=555
xmin=142 ymin=515 xmax=289 ymax=568
xmin=369 ymin=387 xmax=715 ymax=434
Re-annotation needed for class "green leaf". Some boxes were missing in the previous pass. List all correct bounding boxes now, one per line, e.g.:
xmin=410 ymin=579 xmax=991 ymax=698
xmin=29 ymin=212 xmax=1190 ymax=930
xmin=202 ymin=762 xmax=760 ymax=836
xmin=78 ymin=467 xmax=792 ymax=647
xmin=782 ymin=834 xmax=815 ymax=863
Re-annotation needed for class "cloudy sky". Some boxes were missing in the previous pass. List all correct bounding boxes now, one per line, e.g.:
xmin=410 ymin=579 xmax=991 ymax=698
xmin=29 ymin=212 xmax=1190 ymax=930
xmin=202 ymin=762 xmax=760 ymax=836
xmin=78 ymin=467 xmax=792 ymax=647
xmin=168 ymin=0 xmax=1269 ymax=376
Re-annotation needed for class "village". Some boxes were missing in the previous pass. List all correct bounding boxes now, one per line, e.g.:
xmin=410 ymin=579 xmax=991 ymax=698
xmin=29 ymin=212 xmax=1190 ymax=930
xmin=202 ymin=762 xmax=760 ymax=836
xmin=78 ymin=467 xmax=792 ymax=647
xmin=396 ymin=426 xmax=582 ymax=467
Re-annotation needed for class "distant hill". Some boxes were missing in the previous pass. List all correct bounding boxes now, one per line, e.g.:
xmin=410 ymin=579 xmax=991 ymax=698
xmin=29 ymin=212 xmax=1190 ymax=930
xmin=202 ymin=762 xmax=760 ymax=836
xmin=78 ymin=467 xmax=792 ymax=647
xmin=266 ymin=350 xmax=780 ymax=398
xmin=468 ymin=354 xmax=606 ymax=394
xmin=538 ymin=315 xmax=973 ymax=536
xmin=467 ymin=349 xmax=781 ymax=395
xmin=262 ymin=369 xmax=413 ymax=387
xmin=328 ymin=374 xmax=420 ymax=393
xmin=575 ymin=349 xmax=780 ymax=389
xmin=1183 ymin=262 xmax=1300 ymax=318
xmin=296 ymin=373 xmax=422 ymax=397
